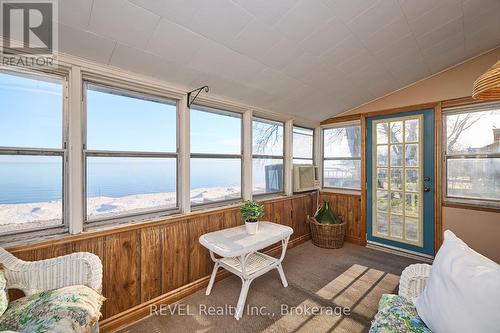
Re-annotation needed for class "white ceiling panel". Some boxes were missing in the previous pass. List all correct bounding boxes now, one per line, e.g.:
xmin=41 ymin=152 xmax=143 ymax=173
xmin=274 ymin=0 xmax=333 ymax=41
xmin=361 ymin=17 xmax=412 ymax=54
xmin=233 ymin=0 xmax=299 ymax=26
xmin=186 ymin=40 xmax=263 ymax=83
xmin=406 ymin=0 xmax=462 ymax=38
xmin=54 ymin=0 xmax=500 ymax=121
xmin=57 ymin=0 xmax=93 ymax=30
xmin=128 ymin=0 xmax=199 ymax=26
xmin=109 ymin=43 xmax=199 ymax=87
xmin=59 ymin=24 xmax=116 ymax=64
xmin=322 ymin=0 xmax=378 ymax=22
xmin=146 ymin=19 xmax=210 ymax=65
xmin=297 ymin=17 xmax=351 ymax=57
xmin=416 ymin=16 xmax=463 ymax=49
xmin=223 ymin=19 xmax=283 ymax=60
xmin=88 ymin=0 xmax=160 ymax=49
xmin=346 ymin=0 xmax=405 ymax=40
xmin=180 ymin=0 xmax=253 ymax=46
xmin=249 ymin=37 xmax=306 ymax=71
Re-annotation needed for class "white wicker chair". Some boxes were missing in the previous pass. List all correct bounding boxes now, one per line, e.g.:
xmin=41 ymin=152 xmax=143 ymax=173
xmin=0 ymin=247 xmax=103 ymax=332
xmin=398 ymin=263 xmax=432 ymax=302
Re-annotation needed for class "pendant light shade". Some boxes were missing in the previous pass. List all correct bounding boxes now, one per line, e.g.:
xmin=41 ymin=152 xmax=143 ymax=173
xmin=472 ymin=60 xmax=500 ymax=100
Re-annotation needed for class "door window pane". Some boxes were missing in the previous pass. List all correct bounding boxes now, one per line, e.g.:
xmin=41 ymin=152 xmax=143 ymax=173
xmin=377 ymin=191 xmax=389 ymax=211
xmin=405 ymin=144 xmax=419 ymax=166
xmin=377 ymin=146 xmax=388 ymax=166
xmin=191 ymin=107 xmax=241 ymax=154
xmin=376 ymin=168 xmax=388 ymax=190
xmin=86 ymin=157 xmax=176 ymax=220
xmin=405 ymin=119 xmax=419 ymax=142
xmin=390 ymin=214 xmax=403 ymax=238
xmin=390 ymin=192 xmax=403 ymax=214
xmin=405 ymin=217 xmax=419 ymax=242
xmin=0 ymin=72 xmax=63 ymax=149
xmin=191 ymin=158 xmax=241 ymax=204
xmin=390 ymin=168 xmax=403 ymax=190
xmin=86 ymin=84 xmax=176 ymax=152
xmin=405 ymin=169 xmax=419 ymax=192
xmin=376 ymin=212 xmax=389 ymax=235
xmin=390 ymin=121 xmax=403 ymax=143
xmin=390 ymin=145 xmax=403 ymax=166
xmin=0 ymin=155 xmax=62 ymax=232
xmin=253 ymin=119 xmax=283 ymax=156
xmin=405 ymin=193 xmax=419 ymax=217
xmin=376 ymin=123 xmax=388 ymax=144
xmin=253 ymin=159 xmax=283 ymax=194
xmin=323 ymin=160 xmax=361 ymax=189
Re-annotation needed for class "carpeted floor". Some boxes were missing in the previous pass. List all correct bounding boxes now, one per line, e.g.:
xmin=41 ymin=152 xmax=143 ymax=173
xmin=116 ymin=241 xmax=418 ymax=333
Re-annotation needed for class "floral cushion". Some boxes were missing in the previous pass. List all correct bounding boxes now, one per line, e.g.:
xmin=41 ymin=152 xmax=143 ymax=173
xmin=0 ymin=269 xmax=7 ymax=316
xmin=369 ymin=294 xmax=431 ymax=333
xmin=0 ymin=285 xmax=105 ymax=333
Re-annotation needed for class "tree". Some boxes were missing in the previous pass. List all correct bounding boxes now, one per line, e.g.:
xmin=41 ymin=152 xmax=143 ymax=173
xmin=446 ymin=113 xmax=483 ymax=153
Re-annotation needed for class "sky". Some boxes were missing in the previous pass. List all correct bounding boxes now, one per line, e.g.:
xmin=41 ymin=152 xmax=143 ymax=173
xmin=0 ymin=71 xmax=312 ymax=204
xmin=0 ymin=71 xmax=292 ymax=154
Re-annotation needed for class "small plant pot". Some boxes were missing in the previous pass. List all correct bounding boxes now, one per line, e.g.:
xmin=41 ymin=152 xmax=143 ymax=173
xmin=245 ymin=221 xmax=259 ymax=235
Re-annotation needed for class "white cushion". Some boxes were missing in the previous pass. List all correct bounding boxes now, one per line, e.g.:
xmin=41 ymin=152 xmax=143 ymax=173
xmin=415 ymin=230 xmax=500 ymax=333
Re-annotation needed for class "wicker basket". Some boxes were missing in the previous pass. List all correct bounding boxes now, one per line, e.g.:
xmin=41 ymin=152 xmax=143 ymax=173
xmin=308 ymin=217 xmax=346 ymax=249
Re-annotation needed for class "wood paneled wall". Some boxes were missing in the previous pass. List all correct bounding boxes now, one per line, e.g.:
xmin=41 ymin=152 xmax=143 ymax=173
xmin=7 ymin=192 xmax=316 ymax=329
xmin=319 ymin=192 xmax=365 ymax=245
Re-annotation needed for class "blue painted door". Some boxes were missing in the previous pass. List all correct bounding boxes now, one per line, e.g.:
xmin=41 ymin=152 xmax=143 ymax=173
xmin=366 ymin=109 xmax=435 ymax=256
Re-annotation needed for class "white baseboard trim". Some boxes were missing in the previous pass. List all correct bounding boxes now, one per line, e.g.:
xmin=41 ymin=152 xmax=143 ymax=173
xmin=366 ymin=241 xmax=434 ymax=263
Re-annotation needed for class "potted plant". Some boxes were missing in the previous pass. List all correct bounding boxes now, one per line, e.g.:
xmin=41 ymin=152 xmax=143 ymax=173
xmin=240 ymin=200 xmax=264 ymax=235
xmin=308 ymin=201 xmax=346 ymax=249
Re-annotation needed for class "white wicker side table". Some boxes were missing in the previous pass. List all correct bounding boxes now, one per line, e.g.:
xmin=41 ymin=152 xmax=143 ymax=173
xmin=199 ymin=222 xmax=293 ymax=320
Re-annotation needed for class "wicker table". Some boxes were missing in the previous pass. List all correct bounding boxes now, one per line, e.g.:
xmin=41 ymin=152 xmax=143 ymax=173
xmin=199 ymin=222 xmax=293 ymax=319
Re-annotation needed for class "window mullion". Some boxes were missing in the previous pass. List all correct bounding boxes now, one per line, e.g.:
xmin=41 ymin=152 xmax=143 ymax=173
xmin=243 ymin=110 xmax=253 ymax=200
xmin=68 ymin=66 xmax=84 ymax=235
xmin=284 ymin=120 xmax=293 ymax=195
xmin=179 ymin=94 xmax=190 ymax=214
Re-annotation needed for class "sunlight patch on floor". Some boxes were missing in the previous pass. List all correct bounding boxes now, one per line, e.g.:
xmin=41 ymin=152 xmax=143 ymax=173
xmin=262 ymin=264 xmax=400 ymax=333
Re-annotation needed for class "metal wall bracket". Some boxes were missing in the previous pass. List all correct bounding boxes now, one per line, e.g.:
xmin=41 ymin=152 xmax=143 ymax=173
xmin=187 ymin=86 xmax=209 ymax=108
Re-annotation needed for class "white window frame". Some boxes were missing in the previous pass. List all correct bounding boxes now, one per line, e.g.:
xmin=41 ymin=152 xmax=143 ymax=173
xmin=190 ymin=104 xmax=243 ymax=209
xmin=0 ymin=67 xmax=70 ymax=241
xmin=442 ymin=102 xmax=500 ymax=209
xmin=252 ymin=117 xmax=285 ymax=197
xmin=82 ymin=81 xmax=181 ymax=227
xmin=0 ymin=62 xmax=315 ymax=244
xmin=322 ymin=121 xmax=361 ymax=191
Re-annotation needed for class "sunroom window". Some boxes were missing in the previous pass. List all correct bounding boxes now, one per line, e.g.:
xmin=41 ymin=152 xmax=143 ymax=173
xmin=293 ymin=126 xmax=314 ymax=165
xmin=252 ymin=118 xmax=284 ymax=195
xmin=84 ymin=83 xmax=178 ymax=222
xmin=190 ymin=105 xmax=242 ymax=205
xmin=443 ymin=101 xmax=500 ymax=207
xmin=323 ymin=123 xmax=361 ymax=190
xmin=0 ymin=70 xmax=65 ymax=235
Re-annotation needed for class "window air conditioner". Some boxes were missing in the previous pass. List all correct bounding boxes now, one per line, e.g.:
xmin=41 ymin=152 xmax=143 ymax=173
xmin=293 ymin=165 xmax=320 ymax=192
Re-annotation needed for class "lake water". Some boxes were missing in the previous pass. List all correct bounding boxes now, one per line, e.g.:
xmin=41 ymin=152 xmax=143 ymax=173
xmin=0 ymin=156 xmax=265 ymax=204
